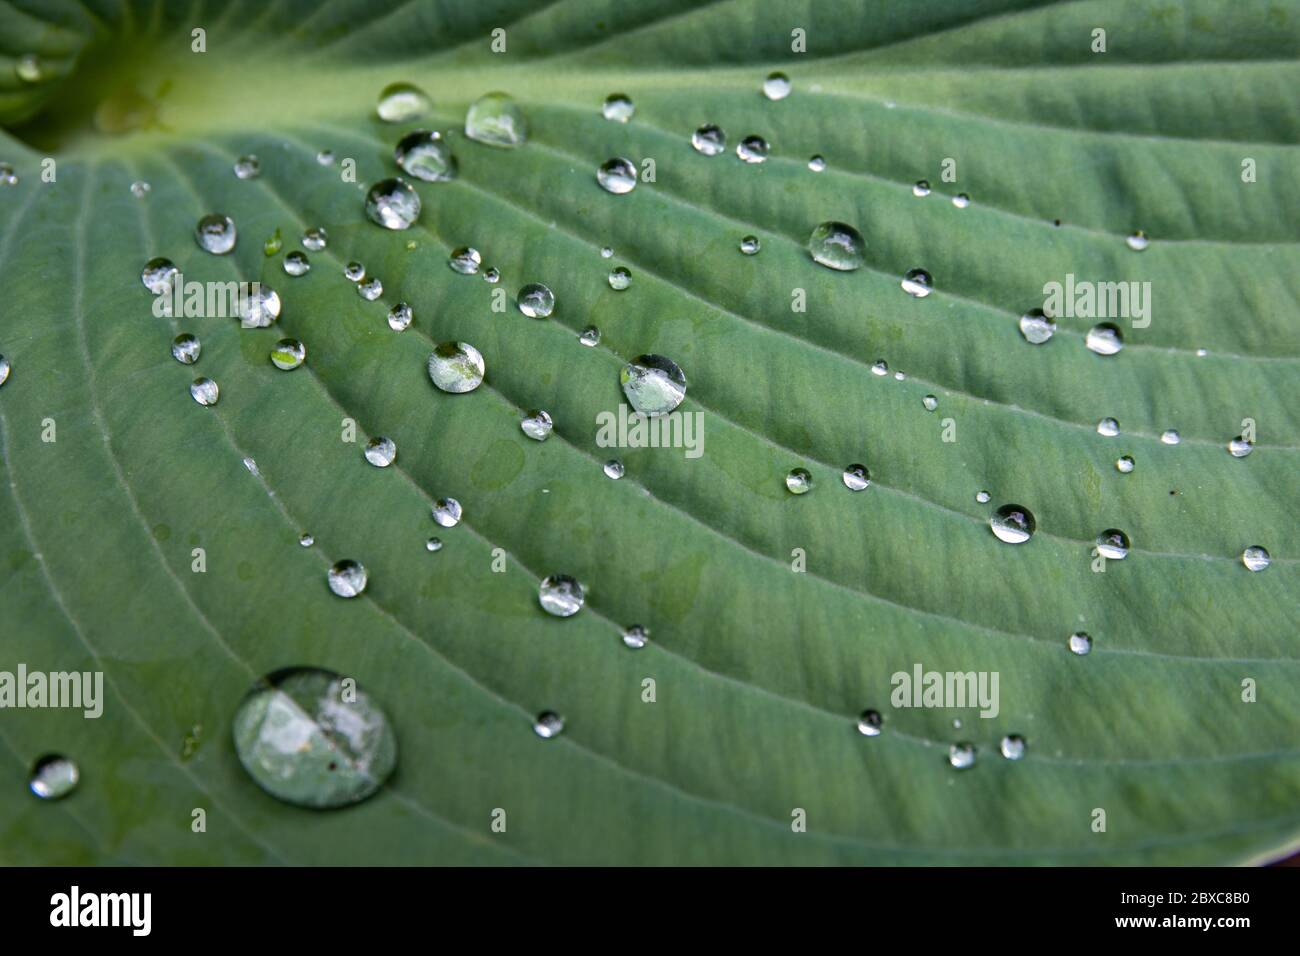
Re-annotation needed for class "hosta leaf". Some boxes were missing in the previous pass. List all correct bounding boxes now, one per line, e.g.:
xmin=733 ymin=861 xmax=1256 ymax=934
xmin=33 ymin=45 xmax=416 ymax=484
xmin=0 ymin=0 xmax=1296 ymax=866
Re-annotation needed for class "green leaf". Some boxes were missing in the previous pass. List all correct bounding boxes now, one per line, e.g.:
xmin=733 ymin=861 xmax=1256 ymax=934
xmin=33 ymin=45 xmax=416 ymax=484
xmin=0 ymin=0 xmax=1297 ymax=866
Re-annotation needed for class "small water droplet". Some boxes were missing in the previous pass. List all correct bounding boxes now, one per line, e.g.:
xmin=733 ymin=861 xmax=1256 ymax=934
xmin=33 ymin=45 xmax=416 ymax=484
xmin=299 ymin=533 xmax=314 ymax=547
xmin=1242 ymin=546 xmax=1271 ymax=571
xmin=465 ymin=92 xmax=527 ymax=147
xmin=533 ymin=711 xmax=565 ymax=737
xmin=912 ymin=180 xmax=931 ymax=198
xmin=620 ymin=354 xmax=687 ymax=416
xmin=579 ymin=326 xmax=601 ymax=347
xmin=377 ymin=81 xmax=431 ymax=123
xmin=427 ymin=341 xmax=485 ymax=393
xmin=302 ymin=227 xmax=328 ymax=251
xmin=1115 ymin=455 xmax=1134 ymax=473
xmin=0 ymin=163 xmax=16 ymax=186
xmin=1126 ymin=230 xmax=1149 ymax=251
xmin=29 ymin=755 xmax=78 ymax=799
xmin=1085 ymin=323 xmax=1124 ymax=356
xmin=190 ymin=377 xmax=219 ymax=406
xmin=1068 ymin=631 xmax=1092 ymax=655
xmin=483 ymin=267 xmax=500 ymax=283
xmin=344 ymin=261 xmax=366 ymax=282
xmin=327 ymin=560 xmax=367 ymax=597
xmin=1097 ymin=418 xmax=1120 ymax=437
xmin=232 ymin=667 xmax=396 ymax=808
xmin=388 ymin=302 xmax=413 ymax=331
xmin=242 ymin=456 xmax=260 ymax=477
xmin=739 ymin=235 xmax=761 ymax=255
xmin=395 ymin=129 xmax=457 ymax=182
xmin=894 ymin=370 xmax=906 ymax=381
xmin=1196 ymin=348 xmax=1208 ymax=357
xmin=539 ymin=575 xmax=584 ymax=617
xmin=948 ymin=743 xmax=976 ymax=769
xmin=1000 ymin=734 xmax=1026 ymax=760
xmin=517 ymin=283 xmax=555 ymax=318
xmin=1160 ymin=429 xmax=1181 ymax=446
xmin=600 ymin=246 xmax=614 ymax=259
xmin=364 ymin=437 xmax=396 ymax=467
xmin=596 ymin=157 xmax=637 ymax=194
xmin=842 ymin=463 xmax=870 ymax=491
xmin=1018 ymin=308 xmax=1056 ymax=344
xmin=426 ymin=537 xmax=443 ymax=552
xmin=283 ymin=251 xmax=310 ymax=276
xmin=316 ymin=149 xmax=335 ymax=165
xmin=952 ymin=193 xmax=971 ymax=208
xmin=976 ymin=490 xmax=990 ymax=503
xmin=140 ymin=257 xmax=177 ymax=295
xmin=736 ymin=135 xmax=769 ymax=164
xmin=365 ymin=177 xmax=421 ymax=230
xmin=171 ymin=333 xmax=200 ymax=365
xmin=786 ymin=467 xmax=813 ymax=495
xmin=15 ymin=54 xmax=41 ymax=84
xmin=991 ymin=504 xmax=1035 ymax=544
xmin=602 ymin=93 xmax=635 ymax=122
xmin=1095 ymin=529 xmax=1130 ymax=560
xmin=761 ymin=71 xmax=791 ymax=100
xmin=901 ymin=268 xmax=932 ymax=297
xmin=607 ymin=266 xmax=631 ymax=290
xmin=357 ymin=277 xmax=383 ymax=301
xmin=857 ymin=710 xmax=883 ymax=737
xmin=233 ymin=154 xmax=260 ymax=179
xmin=691 ymin=124 xmax=726 ymax=156
xmin=1228 ymin=436 xmax=1254 ymax=458
xmin=195 ymin=213 xmax=237 ymax=255
xmin=808 ymin=221 xmax=866 ymax=271
xmin=431 ymin=497 xmax=462 ymax=528
xmin=130 ymin=180 xmax=151 ymax=198
xmin=871 ymin=360 xmax=888 ymax=376
xmin=447 ymin=246 xmax=482 ymax=275
xmin=807 ymin=154 xmax=826 ymax=172
xmin=270 ymin=338 xmax=305 ymax=370
xmin=622 ymin=625 xmax=649 ymax=649
xmin=603 ymin=459 xmax=624 ymax=479
xmin=922 ymin=395 xmax=938 ymax=411
xmin=521 ymin=409 xmax=553 ymax=441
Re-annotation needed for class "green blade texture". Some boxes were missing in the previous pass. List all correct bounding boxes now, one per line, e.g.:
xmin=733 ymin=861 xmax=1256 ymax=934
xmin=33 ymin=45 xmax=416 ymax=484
xmin=0 ymin=0 xmax=1297 ymax=866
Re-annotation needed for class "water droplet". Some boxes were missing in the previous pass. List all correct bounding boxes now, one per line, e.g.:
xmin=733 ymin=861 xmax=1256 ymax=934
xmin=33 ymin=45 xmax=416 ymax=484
xmin=363 ymin=436 xmax=396 ymax=468
xmin=130 ymin=180 xmax=150 ymax=198
xmin=857 ymin=710 xmax=883 ymax=737
xmin=233 ymin=154 xmax=260 ymax=179
xmin=327 ymin=560 xmax=367 ymax=597
xmin=600 ymin=246 xmax=614 ymax=259
xmin=1068 ymin=631 xmax=1092 ymax=655
xmin=842 ymin=463 xmax=870 ymax=491
xmin=976 ymin=490 xmax=990 ymax=503
xmin=901 ymin=268 xmax=933 ymax=297
xmin=739 ymin=235 xmax=761 ymax=255
xmin=344 ymin=261 xmax=366 ymax=282
xmin=1160 ymin=429 xmax=1180 ymax=446
xmin=539 ymin=574 xmax=584 ymax=617
xmin=871 ymin=360 xmax=888 ymax=376
xmin=239 ymin=285 xmax=281 ymax=328
xmin=807 ymin=154 xmax=826 ymax=172
xmin=952 ymin=193 xmax=971 ymax=208
xmin=736 ymin=135 xmax=769 ymax=163
xmin=1242 ymin=546 xmax=1271 ymax=572
xmin=0 ymin=163 xmax=15 ymax=186
xmin=195 ymin=213 xmax=236 ymax=254
xmin=231 ymin=667 xmax=396 ymax=808
xmin=912 ymin=180 xmax=931 ymax=198
xmin=1018 ymin=308 xmax=1056 ymax=344
xmin=1228 ymin=436 xmax=1254 ymax=458
xmin=302 ymin=227 xmax=327 ymax=251
xmin=607 ymin=266 xmax=631 ymax=290
xmin=448 ymin=247 xmax=481 ymax=275
xmin=922 ymin=395 xmax=938 ymax=411
xmin=1115 ymin=455 xmax=1134 ymax=473
xmin=1097 ymin=418 xmax=1120 ymax=437
xmin=948 ymin=743 xmax=976 ymax=769
xmin=533 ymin=711 xmax=565 ymax=738
xmin=170 ymin=333 xmax=200 ymax=365
xmin=190 ymin=377 xmax=219 ymax=406
xmin=15 ymin=54 xmax=41 ymax=84
xmin=140 ymin=257 xmax=177 ymax=294
xmin=388 ymin=302 xmax=413 ymax=331
xmin=431 ymin=497 xmax=462 ymax=528
xmin=991 ymin=504 xmax=1035 ymax=544
xmin=299 ymin=533 xmax=314 ymax=547
xmin=620 ymin=354 xmax=686 ymax=416
xmin=1196 ymin=348 xmax=1208 ymax=357
xmin=1095 ymin=529 xmax=1130 ymax=560
xmin=603 ymin=459 xmax=624 ymax=479
xmin=785 ymin=467 xmax=813 ymax=495
xmin=579 ymin=326 xmax=601 ymax=347
xmin=762 ymin=71 xmax=791 ymax=100
xmin=807 ymin=221 xmax=866 ymax=271
xmin=465 ymin=92 xmax=527 ymax=147
xmin=365 ymin=177 xmax=421 ymax=230
xmin=1126 ymin=230 xmax=1149 ymax=251
xmin=691 ymin=124 xmax=726 ymax=156
xmin=242 ymin=456 xmax=260 ymax=477
xmin=395 ymin=129 xmax=457 ymax=182
xmin=357 ymin=278 xmax=384 ymax=301
xmin=602 ymin=93 xmax=635 ymax=122
xmin=376 ymin=81 xmax=431 ymax=123
xmin=483 ymin=267 xmax=500 ymax=283
xmin=621 ymin=625 xmax=649 ymax=649
xmin=596 ymin=157 xmax=637 ymax=194
xmin=425 ymin=537 xmax=443 ymax=552
xmin=427 ymin=341 xmax=485 ymax=393
xmin=316 ymin=149 xmax=335 ymax=165
xmin=1085 ymin=323 xmax=1123 ymax=356
xmin=517 ymin=283 xmax=555 ymax=318
xmin=521 ymin=409 xmax=552 ymax=441
xmin=29 ymin=755 xmax=78 ymax=799
xmin=270 ymin=338 xmax=305 ymax=370
xmin=283 ymin=251 xmax=310 ymax=276
xmin=1000 ymin=734 xmax=1026 ymax=760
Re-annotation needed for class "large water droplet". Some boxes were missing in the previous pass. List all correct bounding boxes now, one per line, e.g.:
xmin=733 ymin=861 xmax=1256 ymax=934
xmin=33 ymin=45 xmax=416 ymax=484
xmin=1228 ymin=436 xmax=1254 ymax=458
xmin=377 ymin=81 xmax=431 ymax=123
xmin=190 ymin=377 xmax=219 ymax=406
xmin=901 ymin=268 xmax=933 ymax=297
xmin=195 ymin=213 xmax=236 ymax=254
xmin=856 ymin=710 xmax=883 ymax=737
xmin=449 ymin=247 xmax=481 ymax=274
xmin=431 ymin=497 xmax=462 ymax=528
xmin=239 ymin=285 xmax=281 ymax=328
xmin=395 ymin=129 xmax=457 ymax=182
xmin=1018 ymin=308 xmax=1056 ymax=344
xmin=364 ymin=437 xmax=396 ymax=467
xmin=270 ymin=338 xmax=305 ymax=370
xmin=427 ymin=341 xmax=485 ymax=393
xmin=171 ymin=333 xmax=201 ymax=365
xmin=141 ymin=257 xmax=178 ymax=294
xmin=539 ymin=574 xmax=584 ymax=617
xmin=232 ymin=667 xmax=396 ymax=809
xmin=762 ymin=71 xmax=791 ymax=100
xmin=1085 ymin=323 xmax=1123 ymax=356
xmin=327 ymin=560 xmax=367 ymax=597
xmin=785 ymin=467 xmax=813 ymax=495
xmin=736 ymin=135 xmax=769 ymax=163
xmin=365 ymin=178 xmax=421 ymax=230
xmin=608 ymin=266 xmax=631 ymax=290
xmin=533 ymin=711 xmax=565 ymax=738
xmin=991 ymin=504 xmax=1035 ymax=544
xmin=808 ymin=221 xmax=866 ymax=271
xmin=620 ymin=354 xmax=686 ymax=416
xmin=29 ymin=755 xmax=78 ymax=799
xmin=842 ymin=463 xmax=870 ymax=491
xmin=521 ymin=409 xmax=553 ymax=441
xmin=517 ymin=283 xmax=555 ymax=318
xmin=1068 ymin=631 xmax=1092 ymax=655
xmin=1000 ymin=735 xmax=1026 ymax=760
xmin=691 ymin=124 xmax=726 ymax=156
xmin=388 ymin=302 xmax=413 ymax=331
xmin=948 ymin=743 xmax=976 ymax=769
xmin=602 ymin=93 xmax=635 ymax=122
xmin=596 ymin=157 xmax=637 ymax=194
xmin=1095 ymin=529 xmax=1130 ymax=560
xmin=464 ymin=92 xmax=527 ymax=147
xmin=1242 ymin=546 xmax=1270 ymax=571
xmin=233 ymin=155 xmax=260 ymax=179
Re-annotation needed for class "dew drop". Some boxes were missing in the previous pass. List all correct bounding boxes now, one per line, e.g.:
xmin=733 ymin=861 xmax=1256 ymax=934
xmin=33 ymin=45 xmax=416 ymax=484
xmin=1115 ymin=455 xmax=1134 ymax=473
xmin=1160 ymin=429 xmax=1181 ymax=446
xmin=0 ymin=163 xmax=16 ymax=186
xmin=912 ymin=180 xmax=931 ymax=197
xmin=517 ymin=282 xmax=555 ymax=318
xmin=1000 ymin=734 xmax=1026 ymax=760
xmin=316 ymin=149 xmax=334 ymax=165
xmin=357 ymin=277 xmax=384 ymax=301
xmin=539 ymin=574 xmax=584 ymax=617
xmin=786 ymin=467 xmax=813 ymax=495
xmin=871 ymin=360 xmax=888 ymax=377
xmin=239 ymin=285 xmax=281 ymax=328
xmin=952 ymin=193 xmax=971 ymax=208
xmin=1085 ymin=323 xmax=1124 ymax=356
xmin=1097 ymin=418 xmax=1120 ymax=437
xmin=431 ymin=497 xmax=462 ymax=528
xmin=483 ymin=267 xmax=500 ymax=283
xmin=1095 ymin=529 xmax=1131 ymax=560
xmin=233 ymin=154 xmax=260 ymax=179
xmin=299 ymin=533 xmax=314 ymax=547
xmin=807 ymin=221 xmax=866 ymax=271
xmin=1242 ymin=546 xmax=1271 ymax=571
xmin=1228 ymin=436 xmax=1254 ymax=458
xmin=608 ymin=266 xmax=631 ymax=290
xmin=465 ymin=92 xmax=527 ymax=147
xmin=231 ymin=667 xmax=396 ymax=808
xmin=283 ymin=251 xmax=310 ymax=276
xmin=365 ymin=177 xmax=421 ymax=230
xmin=363 ymin=437 xmax=396 ymax=468
xmin=377 ymin=81 xmax=431 ymax=123
xmin=388 ymin=302 xmax=413 ymax=331
xmin=533 ymin=711 xmax=565 ymax=738
xmin=425 ymin=537 xmax=443 ymax=552
xmin=270 ymin=338 xmax=305 ymax=370
xmin=596 ymin=157 xmax=637 ymax=194
xmin=448 ymin=246 xmax=481 ymax=274
xmin=1126 ymin=230 xmax=1149 ymax=251
xmin=195 ymin=213 xmax=237 ymax=255
xmin=171 ymin=333 xmax=200 ymax=365
xmin=901 ymin=268 xmax=933 ymax=297
xmin=761 ymin=71 xmax=791 ymax=100
xmin=190 ymin=377 xmax=219 ymax=406
xmin=807 ymin=154 xmax=826 ymax=172
xmin=602 ymin=93 xmax=635 ymax=122
xmin=327 ymin=560 xmax=367 ymax=597
xmin=621 ymin=625 xmax=649 ymax=649
xmin=1068 ymin=631 xmax=1092 ymax=655
xmin=739 ymin=235 xmax=761 ymax=255
xmin=620 ymin=354 xmax=687 ymax=416
xmin=603 ymin=459 xmax=624 ymax=480
xmin=344 ymin=261 xmax=366 ymax=282
xmin=579 ymin=326 xmax=601 ymax=347
xmin=427 ymin=341 xmax=485 ymax=393
xmin=1018 ymin=308 xmax=1056 ymax=344
xmin=922 ymin=395 xmax=938 ymax=411
xmin=691 ymin=124 xmax=726 ymax=156
xmin=302 ymin=227 xmax=327 ymax=251
xmin=842 ymin=463 xmax=870 ymax=491
xmin=736 ymin=135 xmax=769 ymax=164
xmin=976 ymin=490 xmax=990 ymax=503
xmin=857 ymin=710 xmax=883 ymax=737
xmin=948 ymin=743 xmax=976 ymax=769
xmin=140 ymin=257 xmax=177 ymax=294
xmin=991 ymin=504 xmax=1035 ymax=544
xmin=29 ymin=755 xmax=78 ymax=799
xmin=130 ymin=180 xmax=150 ymax=198
xmin=395 ymin=129 xmax=457 ymax=182
xmin=521 ymin=409 xmax=553 ymax=441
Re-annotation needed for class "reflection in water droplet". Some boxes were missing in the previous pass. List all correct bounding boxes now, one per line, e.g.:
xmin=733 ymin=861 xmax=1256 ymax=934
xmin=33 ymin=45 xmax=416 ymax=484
xmin=377 ymin=81 xmax=431 ymax=123
xmin=539 ymin=575 xmax=584 ymax=617
xmin=449 ymin=247 xmax=481 ymax=274
xmin=232 ymin=667 xmax=396 ymax=808
xmin=608 ymin=266 xmax=631 ymax=290
xmin=691 ymin=124 xmax=726 ymax=156
xmin=622 ymin=625 xmax=649 ymax=649
xmin=270 ymin=338 xmax=305 ymax=370
xmin=388 ymin=302 xmax=413 ymax=331
xmin=579 ymin=326 xmax=600 ymax=347
xmin=952 ymin=193 xmax=971 ymax=208
xmin=1068 ymin=631 xmax=1092 ymax=655
xmin=901 ymin=268 xmax=932 ymax=297
xmin=1116 ymin=455 xmax=1134 ymax=473
xmin=1228 ymin=436 xmax=1253 ymax=458
xmin=1000 ymin=735 xmax=1026 ymax=760
xmin=426 ymin=537 xmax=443 ymax=552
xmin=465 ymin=92 xmax=527 ymax=147
xmin=1160 ymin=429 xmax=1180 ymax=446
xmin=807 ymin=154 xmax=826 ymax=172
xmin=171 ymin=333 xmax=200 ymax=365
xmin=141 ymin=257 xmax=178 ymax=294
xmin=299 ymin=533 xmax=314 ymax=547
xmin=842 ymin=464 xmax=870 ymax=491
xmin=1126 ymin=230 xmax=1149 ymax=251
xmin=620 ymin=354 xmax=687 ymax=416
xmin=483 ymin=267 xmax=500 ymax=283
xmin=357 ymin=278 xmax=383 ymax=301
xmin=603 ymin=459 xmax=624 ymax=479
xmin=991 ymin=504 xmax=1035 ymax=544
xmin=922 ymin=395 xmax=938 ymax=411
xmin=596 ymin=157 xmax=637 ymax=194
xmin=521 ymin=409 xmax=552 ymax=441
xmin=327 ymin=560 xmax=367 ymax=597
xmin=242 ymin=456 xmax=260 ymax=477
xmin=240 ymin=285 xmax=282 ymax=328
xmin=364 ymin=178 xmax=421 ymax=230
xmin=857 ymin=710 xmax=883 ymax=737
xmin=130 ymin=180 xmax=151 ymax=198
xmin=762 ymin=71 xmax=791 ymax=100
xmin=1095 ymin=529 xmax=1130 ymax=560
xmin=739 ymin=235 xmax=761 ymax=255
xmin=533 ymin=711 xmax=565 ymax=738
xmin=1018 ymin=308 xmax=1056 ymax=344
xmin=948 ymin=743 xmax=975 ymax=769
xmin=29 ymin=755 xmax=78 ymax=799
xmin=316 ymin=149 xmax=334 ymax=165
xmin=1085 ymin=323 xmax=1123 ymax=356
xmin=233 ymin=155 xmax=260 ymax=179
xmin=736 ymin=135 xmax=769 ymax=163
xmin=283 ymin=251 xmax=310 ymax=276
xmin=976 ymin=490 xmax=990 ymax=503
xmin=395 ymin=129 xmax=457 ymax=182
xmin=1242 ymin=546 xmax=1270 ymax=571
xmin=428 ymin=342 xmax=485 ymax=393
xmin=602 ymin=93 xmax=635 ymax=122
xmin=808 ymin=221 xmax=865 ymax=271
xmin=786 ymin=468 xmax=813 ymax=495
xmin=190 ymin=377 xmax=219 ymax=406
xmin=1097 ymin=418 xmax=1120 ymax=437
xmin=302 ymin=227 xmax=327 ymax=251
xmin=432 ymin=497 xmax=462 ymax=528
xmin=517 ymin=283 xmax=555 ymax=318
xmin=871 ymin=360 xmax=888 ymax=376
xmin=364 ymin=437 xmax=396 ymax=467
xmin=195 ymin=213 xmax=237 ymax=254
